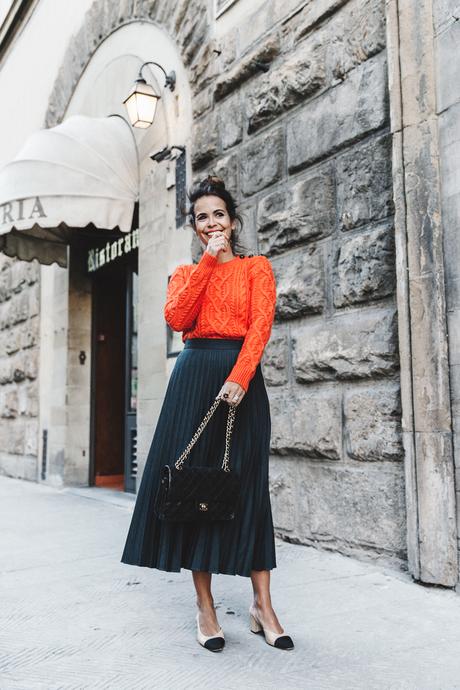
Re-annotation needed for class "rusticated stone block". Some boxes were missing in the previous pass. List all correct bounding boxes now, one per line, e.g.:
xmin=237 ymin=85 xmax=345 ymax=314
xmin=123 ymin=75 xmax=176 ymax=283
xmin=336 ymin=134 xmax=394 ymax=230
xmin=211 ymin=153 xmax=238 ymax=200
xmin=269 ymin=392 xmax=290 ymax=453
xmin=269 ymin=389 xmax=341 ymax=459
xmin=269 ymin=457 xmax=297 ymax=532
xmin=8 ymin=291 xmax=29 ymax=326
xmin=238 ymin=0 xmax=303 ymax=53
xmin=294 ymin=0 xmax=349 ymax=42
xmin=0 ymin=359 xmax=13 ymax=384
xmin=1 ymin=389 xmax=18 ymax=418
xmin=273 ymin=246 xmax=325 ymax=319
xmin=0 ymin=304 xmax=7 ymax=330
xmin=247 ymin=41 xmax=325 ymax=133
xmin=191 ymin=233 xmax=202 ymax=265
xmin=218 ymin=28 xmax=237 ymax=70
xmin=215 ymin=35 xmax=280 ymax=101
xmin=297 ymin=463 xmax=406 ymax=552
xmin=12 ymin=350 xmax=38 ymax=381
xmin=262 ymin=329 xmax=289 ymax=385
xmin=291 ymin=390 xmax=342 ymax=459
xmin=257 ymin=165 xmax=335 ymax=255
xmin=287 ymin=52 xmax=388 ymax=173
xmin=29 ymin=285 xmax=40 ymax=318
xmin=234 ymin=202 xmax=257 ymax=254
xmin=189 ymin=41 xmax=220 ymax=92
xmin=241 ymin=128 xmax=283 ymax=197
xmin=292 ymin=309 xmax=398 ymax=382
xmin=20 ymin=317 xmax=39 ymax=350
xmin=0 ymin=264 xmax=12 ymax=302
xmin=5 ymin=329 xmax=20 ymax=355
xmin=344 ymin=383 xmax=403 ymax=461
xmin=4 ymin=421 xmax=25 ymax=454
xmin=193 ymin=88 xmax=213 ymax=119
xmin=180 ymin=11 xmax=209 ymax=68
xmin=24 ymin=418 xmax=38 ymax=456
xmin=192 ymin=112 xmax=219 ymax=169
xmin=327 ymin=0 xmax=386 ymax=81
xmin=17 ymin=383 xmax=38 ymax=417
xmin=333 ymin=225 xmax=396 ymax=307
xmin=219 ymin=93 xmax=243 ymax=150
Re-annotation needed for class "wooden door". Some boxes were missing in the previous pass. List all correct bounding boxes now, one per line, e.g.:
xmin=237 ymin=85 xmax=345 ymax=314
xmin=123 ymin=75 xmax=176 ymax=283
xmin=91 ymin=263 xmax=126 ymax=487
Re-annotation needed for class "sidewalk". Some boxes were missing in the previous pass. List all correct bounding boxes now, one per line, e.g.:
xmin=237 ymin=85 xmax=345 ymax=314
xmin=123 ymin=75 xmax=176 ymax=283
xmin=1 ymin=474 xmax=460 ymax=690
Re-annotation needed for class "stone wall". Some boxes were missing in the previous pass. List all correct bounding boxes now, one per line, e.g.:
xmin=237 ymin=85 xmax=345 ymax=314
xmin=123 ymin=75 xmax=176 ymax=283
xmin=0 ymin=254 xmax=40 ymax=479
xmin=191 ymin=0 xmax=406 ymax=567
xmin=35 ymin=0 xmax=407 ymax=568
xmin=433 ymin=0 xmax=460 ymax=583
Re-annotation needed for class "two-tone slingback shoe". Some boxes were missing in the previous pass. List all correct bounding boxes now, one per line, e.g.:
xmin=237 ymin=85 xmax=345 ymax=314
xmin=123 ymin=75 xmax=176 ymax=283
xmin=249 ymin=604 xmax=294 ymax=650
xmin=196 ymin=612 xmax=225 ymax=652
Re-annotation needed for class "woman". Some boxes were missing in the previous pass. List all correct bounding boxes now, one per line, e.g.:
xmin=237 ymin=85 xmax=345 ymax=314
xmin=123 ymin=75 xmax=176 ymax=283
xmin=121 ymin=176 xmax=294 ymax=652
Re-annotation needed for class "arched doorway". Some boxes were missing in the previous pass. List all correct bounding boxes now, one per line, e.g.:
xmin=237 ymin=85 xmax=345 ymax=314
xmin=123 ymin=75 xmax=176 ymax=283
xmin=39 ymin=19 xmax=193 ymax=492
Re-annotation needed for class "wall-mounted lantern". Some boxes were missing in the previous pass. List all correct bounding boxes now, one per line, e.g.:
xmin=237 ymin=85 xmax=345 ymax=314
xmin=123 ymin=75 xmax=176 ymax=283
xmin=123 ymin=62 xmax=176 ymax=128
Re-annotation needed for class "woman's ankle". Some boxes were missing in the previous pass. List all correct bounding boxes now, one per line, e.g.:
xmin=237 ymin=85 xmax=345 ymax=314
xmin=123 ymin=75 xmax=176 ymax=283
xmin=196 ymin=597 xmax=215 ymax=611
xmin=252 ymin=596 xmax=273 ymax=611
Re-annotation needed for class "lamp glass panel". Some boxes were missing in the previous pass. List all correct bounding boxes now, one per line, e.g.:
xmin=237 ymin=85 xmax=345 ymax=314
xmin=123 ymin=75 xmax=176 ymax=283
xmin=137 ymin=93 xmax=158 ymax=124
xmin=125 ymin=93 xmax=140 ymax=127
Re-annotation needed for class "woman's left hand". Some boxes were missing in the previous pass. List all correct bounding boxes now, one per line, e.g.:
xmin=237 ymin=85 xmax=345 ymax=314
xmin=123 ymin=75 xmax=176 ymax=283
xmin=217 ymin=381 xmax=246 ymax=407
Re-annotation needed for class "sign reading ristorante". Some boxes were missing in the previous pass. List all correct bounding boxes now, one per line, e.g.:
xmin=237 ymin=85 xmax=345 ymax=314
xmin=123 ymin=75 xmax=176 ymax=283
xmin=87 ymin=227 xmax=139 ymax=272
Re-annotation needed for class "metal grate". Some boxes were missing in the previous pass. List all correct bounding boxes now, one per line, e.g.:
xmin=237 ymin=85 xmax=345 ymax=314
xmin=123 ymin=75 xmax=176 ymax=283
xmin=175 ymin=149 xmax=187 ymax=228
xmin=129 ymin=427 xmax=138 ymax=480
xmin=41 ymin=429 xmax=48 ymax=480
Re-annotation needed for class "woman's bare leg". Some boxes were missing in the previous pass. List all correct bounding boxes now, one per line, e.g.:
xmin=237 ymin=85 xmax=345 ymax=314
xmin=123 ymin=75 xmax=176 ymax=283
xmin=250 ymin=569 xmax=284 ymax=634
xmin=192 ymin=571 xmax=221 ymax=635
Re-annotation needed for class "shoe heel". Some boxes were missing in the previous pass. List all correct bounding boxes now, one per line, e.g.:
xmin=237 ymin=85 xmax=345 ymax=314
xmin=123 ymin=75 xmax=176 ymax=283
xmin=249 ymin=613 xmax=263 ymax=634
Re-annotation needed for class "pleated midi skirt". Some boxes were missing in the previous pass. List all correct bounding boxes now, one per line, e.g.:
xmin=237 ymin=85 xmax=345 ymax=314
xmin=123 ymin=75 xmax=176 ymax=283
xmin=120 ymin=337 xmax=277 ymax=577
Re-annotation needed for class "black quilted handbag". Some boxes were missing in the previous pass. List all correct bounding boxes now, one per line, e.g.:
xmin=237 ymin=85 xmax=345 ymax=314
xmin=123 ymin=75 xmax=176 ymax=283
xmin=154 ymin=396 xmax=240 ymax=522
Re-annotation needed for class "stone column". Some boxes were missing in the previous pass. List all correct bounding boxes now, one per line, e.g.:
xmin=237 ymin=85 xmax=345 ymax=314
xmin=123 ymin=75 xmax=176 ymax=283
xmin=385 ymin=0 xmax=458 ymax=585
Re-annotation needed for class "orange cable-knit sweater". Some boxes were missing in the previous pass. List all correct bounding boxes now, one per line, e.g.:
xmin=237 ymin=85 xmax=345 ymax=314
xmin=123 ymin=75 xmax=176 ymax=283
xmin=164 ymin=251 xmax=277 ymax=392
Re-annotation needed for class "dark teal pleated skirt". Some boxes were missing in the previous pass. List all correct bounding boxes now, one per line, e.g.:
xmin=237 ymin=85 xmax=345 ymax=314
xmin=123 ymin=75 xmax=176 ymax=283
xmin=120 ymin=337 xmax=277 ymax=577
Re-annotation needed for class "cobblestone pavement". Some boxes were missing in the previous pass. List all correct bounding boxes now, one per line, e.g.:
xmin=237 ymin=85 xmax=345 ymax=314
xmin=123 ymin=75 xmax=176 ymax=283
xmin=1 ymin=475 xmax=460 ymax=690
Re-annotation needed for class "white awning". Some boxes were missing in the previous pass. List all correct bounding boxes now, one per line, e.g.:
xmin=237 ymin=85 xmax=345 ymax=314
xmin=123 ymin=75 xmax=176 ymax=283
xmin=0 ymin=114 xmax=139 ymax=267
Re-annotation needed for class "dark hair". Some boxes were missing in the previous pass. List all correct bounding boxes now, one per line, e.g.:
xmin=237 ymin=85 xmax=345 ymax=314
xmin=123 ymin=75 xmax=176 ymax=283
xmin=188 ymin=175 xmax=247 ymax=256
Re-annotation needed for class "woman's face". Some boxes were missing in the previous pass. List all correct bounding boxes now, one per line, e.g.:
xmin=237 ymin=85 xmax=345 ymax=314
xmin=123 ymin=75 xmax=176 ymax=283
xmin=193 ymin=194 xmax=235 ymax=248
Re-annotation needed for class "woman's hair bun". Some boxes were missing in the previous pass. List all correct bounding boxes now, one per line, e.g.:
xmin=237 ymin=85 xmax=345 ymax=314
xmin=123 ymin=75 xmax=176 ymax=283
xmin=201 ymin=175 xmax=226 ymax=190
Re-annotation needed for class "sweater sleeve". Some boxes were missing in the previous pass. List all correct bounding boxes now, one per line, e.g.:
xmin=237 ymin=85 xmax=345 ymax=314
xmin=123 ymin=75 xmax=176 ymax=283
xmin=225 ymin=256 xmax=276 ymax=392
xmin=164 ymin=251 xmax=217 ymax=331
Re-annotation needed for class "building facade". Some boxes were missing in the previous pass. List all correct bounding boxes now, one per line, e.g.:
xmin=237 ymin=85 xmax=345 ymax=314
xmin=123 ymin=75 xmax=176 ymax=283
xmin=0 ymin=0 xmax=459 ymax=590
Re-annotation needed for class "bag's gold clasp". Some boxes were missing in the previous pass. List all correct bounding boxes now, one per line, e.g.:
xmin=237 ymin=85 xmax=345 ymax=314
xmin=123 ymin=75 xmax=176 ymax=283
xmin=199 ymin=502 xmax=208 ymax=512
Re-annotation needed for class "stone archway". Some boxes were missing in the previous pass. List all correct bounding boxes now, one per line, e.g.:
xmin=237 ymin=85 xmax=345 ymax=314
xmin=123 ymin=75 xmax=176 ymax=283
xmin=44 ymin=0 xmax=215 ymax=130
xmin=40 ymin=3 xmax=204 ymax=489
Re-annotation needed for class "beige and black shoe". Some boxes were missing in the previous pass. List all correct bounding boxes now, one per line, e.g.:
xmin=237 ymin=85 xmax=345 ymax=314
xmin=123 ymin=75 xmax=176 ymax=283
xmin=249 ymin=604 xmax=294 ymax=650
xmin=196 ymin=612 xmax=225 ymax=652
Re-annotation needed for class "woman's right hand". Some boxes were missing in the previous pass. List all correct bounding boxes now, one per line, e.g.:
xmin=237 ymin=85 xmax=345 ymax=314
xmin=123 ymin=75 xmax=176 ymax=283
xmin=205 ymin=231 xmax=229 ymax=257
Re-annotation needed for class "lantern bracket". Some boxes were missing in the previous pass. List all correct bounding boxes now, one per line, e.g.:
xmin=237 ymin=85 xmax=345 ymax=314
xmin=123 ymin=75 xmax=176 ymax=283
xmin=150 ymin=145 xmax=185 ymax=163
xmin=138 ymin=61 xmax=176 ymax=91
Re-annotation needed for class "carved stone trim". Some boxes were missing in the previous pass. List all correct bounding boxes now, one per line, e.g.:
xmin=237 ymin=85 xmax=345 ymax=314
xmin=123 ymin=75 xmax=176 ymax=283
xmin=385 ymin=0 xmax=458 ymax=586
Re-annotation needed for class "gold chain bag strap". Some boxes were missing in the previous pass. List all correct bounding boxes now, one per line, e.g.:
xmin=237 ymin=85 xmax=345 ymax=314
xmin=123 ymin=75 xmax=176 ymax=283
xmin=154 ymin=397 xmax=240 ymax=522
